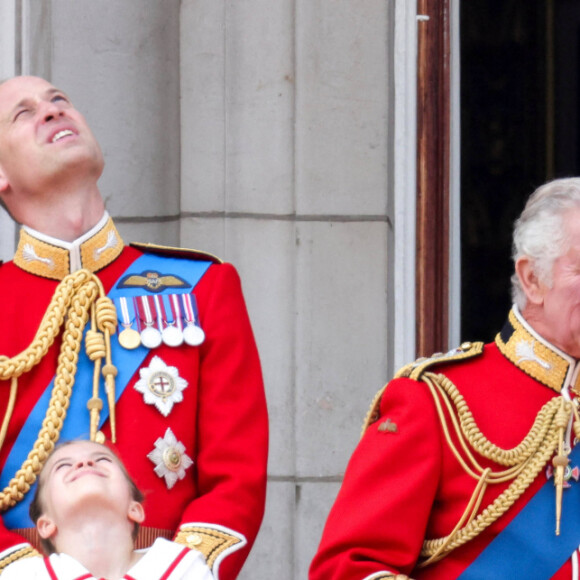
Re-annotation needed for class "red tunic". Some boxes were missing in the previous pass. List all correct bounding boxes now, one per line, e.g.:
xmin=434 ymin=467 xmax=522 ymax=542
xmin=310 ymin=308 xmax=580 ymax=579
xmin=0 ymin=219 xmax=268 ymax=580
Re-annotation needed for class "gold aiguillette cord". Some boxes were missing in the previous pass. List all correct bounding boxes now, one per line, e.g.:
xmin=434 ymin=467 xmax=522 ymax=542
xmin=553 ymin=397 xmax=572 ymax=536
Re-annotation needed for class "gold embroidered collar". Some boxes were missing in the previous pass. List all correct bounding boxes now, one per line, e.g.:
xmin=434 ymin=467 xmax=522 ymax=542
xmin=13 ymin=213 xmax=124 ymax=280
xmin=495 ymin=306 xmax=580 ymax=394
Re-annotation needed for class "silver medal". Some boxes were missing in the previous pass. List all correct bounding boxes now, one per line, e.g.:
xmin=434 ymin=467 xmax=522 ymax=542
xmin=183 ymin=323 xmax=205 ymax=346
xmin=162 ymin=325 xmax=184 ymax=347
xmin=141 ymin=326 xmax=162 ymax=349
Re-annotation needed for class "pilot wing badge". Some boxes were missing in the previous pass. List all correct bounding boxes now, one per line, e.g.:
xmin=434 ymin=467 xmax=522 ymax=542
xmin=117 ymin=270 xmax=190 ymax=293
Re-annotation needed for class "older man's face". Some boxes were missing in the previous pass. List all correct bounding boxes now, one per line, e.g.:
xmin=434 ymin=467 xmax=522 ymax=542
xmin=0 ymin=76 xmax=103 ymax=198
xmin=535 ymin=208 xmax=580 ymax=358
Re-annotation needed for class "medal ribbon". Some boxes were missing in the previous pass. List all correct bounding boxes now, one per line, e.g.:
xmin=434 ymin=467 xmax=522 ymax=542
xmin=168 ymin=294 xmax=183 ymax=331
xmin=116 ymin=296 xmax=136 ymax=330
xmin=137 ymin=295 xmax=157 ymax=332
xmin=182 ymin=293 xmax=200 ymax=327
xmin=154 ymin=295 xmax=166 ymax=327
xmin=2 ymin=252 xmax=212 ymax=528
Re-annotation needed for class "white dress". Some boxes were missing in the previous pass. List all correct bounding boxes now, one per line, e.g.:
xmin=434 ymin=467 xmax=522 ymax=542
xmin=0 ymin=538 xmax=214 ymax=580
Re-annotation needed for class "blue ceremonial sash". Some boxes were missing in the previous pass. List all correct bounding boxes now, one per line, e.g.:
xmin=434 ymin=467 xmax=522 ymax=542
xmin=1 ymin=253 xmax=211 ymax=528
xmin=458 ymin=444 xmax=580 ymax=579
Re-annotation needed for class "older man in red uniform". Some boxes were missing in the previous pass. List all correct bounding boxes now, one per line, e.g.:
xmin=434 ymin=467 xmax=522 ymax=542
xmin=310 ymin=178 xmax=580 ymax=579
xmin=0 ymin=76 xmax=268 ymax=579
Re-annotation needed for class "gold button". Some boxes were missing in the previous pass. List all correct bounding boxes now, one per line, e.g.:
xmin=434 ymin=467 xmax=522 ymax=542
xmin=187 ymin=533 xmax=203 ymax=546
xmin=95 ymin=431 xmax=106 ymax=444
xmin=460 ymin=341 xmax=472 ymax=350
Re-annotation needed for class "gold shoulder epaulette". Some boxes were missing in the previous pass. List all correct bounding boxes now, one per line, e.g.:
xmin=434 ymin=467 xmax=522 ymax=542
xmin=175 ymin=524 xmax=246 ymax=573
xmin=394 ymin=341 xmax=484 ymax=381
xmin=361 ymin=342 xmax=484 ymax=437
xmin=130 ymin=242 xmax=223 ymax=264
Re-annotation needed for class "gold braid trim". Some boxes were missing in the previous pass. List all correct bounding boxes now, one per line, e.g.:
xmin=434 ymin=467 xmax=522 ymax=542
xmin=0 ymin=545 xmax=40 ymax=572
xmin=418 ymin=371 xmax=562 ymax=567
xmin=0 ymin=269 xmax=117 ymax=512
xmin=175 ymin=526 xmax=244 ymax=569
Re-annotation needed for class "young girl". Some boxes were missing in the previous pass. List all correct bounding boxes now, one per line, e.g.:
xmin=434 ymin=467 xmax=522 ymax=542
xmin=2 ymin=440 xmax=214 ymax=580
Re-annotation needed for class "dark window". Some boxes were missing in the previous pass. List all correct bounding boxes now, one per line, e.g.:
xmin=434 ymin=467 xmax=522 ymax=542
xmin=460 ymin=0 xmax=580 ymax=341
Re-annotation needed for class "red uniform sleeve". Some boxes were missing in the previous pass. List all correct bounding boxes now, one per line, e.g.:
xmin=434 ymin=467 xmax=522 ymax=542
xmin=175 ymin=263 xmax=268 ymax=579
xmin=309 ymin=377 xmax=442 ymax=580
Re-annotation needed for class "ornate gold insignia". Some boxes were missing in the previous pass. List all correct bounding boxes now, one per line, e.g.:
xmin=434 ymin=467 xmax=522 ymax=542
xmin=80 ymin=222 xmax=121 ymax=271
xmin=175 ymin=524 xmax=246 ymax=572
xmin=117 ymin=271 xmax=189 ymax=293
xmin=147 ymin=428 xmax=193 ymax=489
xmin=14 ymin=229 xmax=69 ymax=279
xmin=495 ymin=308 xmax=580 ymax=394
xmin=13 ymin=217 xmax=123 ymax=280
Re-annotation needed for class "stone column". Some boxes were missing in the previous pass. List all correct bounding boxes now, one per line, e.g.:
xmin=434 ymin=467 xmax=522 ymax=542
xmin=50 ymin=0 xmax=181 ymax=246
xmin=180 ymin=1 xmax=394 ymax=577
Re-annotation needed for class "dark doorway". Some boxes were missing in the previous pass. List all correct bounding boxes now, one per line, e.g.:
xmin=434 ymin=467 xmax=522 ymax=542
xmin=460 ymin=0 xmax=580 ymax=342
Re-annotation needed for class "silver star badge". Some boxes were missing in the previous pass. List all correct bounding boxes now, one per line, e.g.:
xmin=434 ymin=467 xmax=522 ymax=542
xmin=147 ymin=427 xmax=193 ymax=489
xmin=134 ymin=356 xmax=188 ymax=416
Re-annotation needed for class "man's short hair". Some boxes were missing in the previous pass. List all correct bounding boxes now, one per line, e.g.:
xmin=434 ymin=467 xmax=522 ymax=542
xmin=511 ymin=177 xmax=580 ymax=309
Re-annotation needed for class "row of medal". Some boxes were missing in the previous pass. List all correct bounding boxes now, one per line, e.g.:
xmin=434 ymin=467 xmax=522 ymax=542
xmin=114 ymin=294 xmax=205 ymax=350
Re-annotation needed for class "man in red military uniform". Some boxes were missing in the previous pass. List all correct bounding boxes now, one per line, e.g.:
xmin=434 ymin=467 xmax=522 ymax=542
xmin=0 ymin=76 xmax=268 ymax=579
xmin=310 ymin=177 xmax=580 ymax=579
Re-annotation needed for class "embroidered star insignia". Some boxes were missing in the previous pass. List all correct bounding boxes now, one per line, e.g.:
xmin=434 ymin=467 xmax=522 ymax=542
xmin=134 ymin=356 xmax=188 ymax=416
xmin=148 ymin=428 xmax=193 ymax=489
